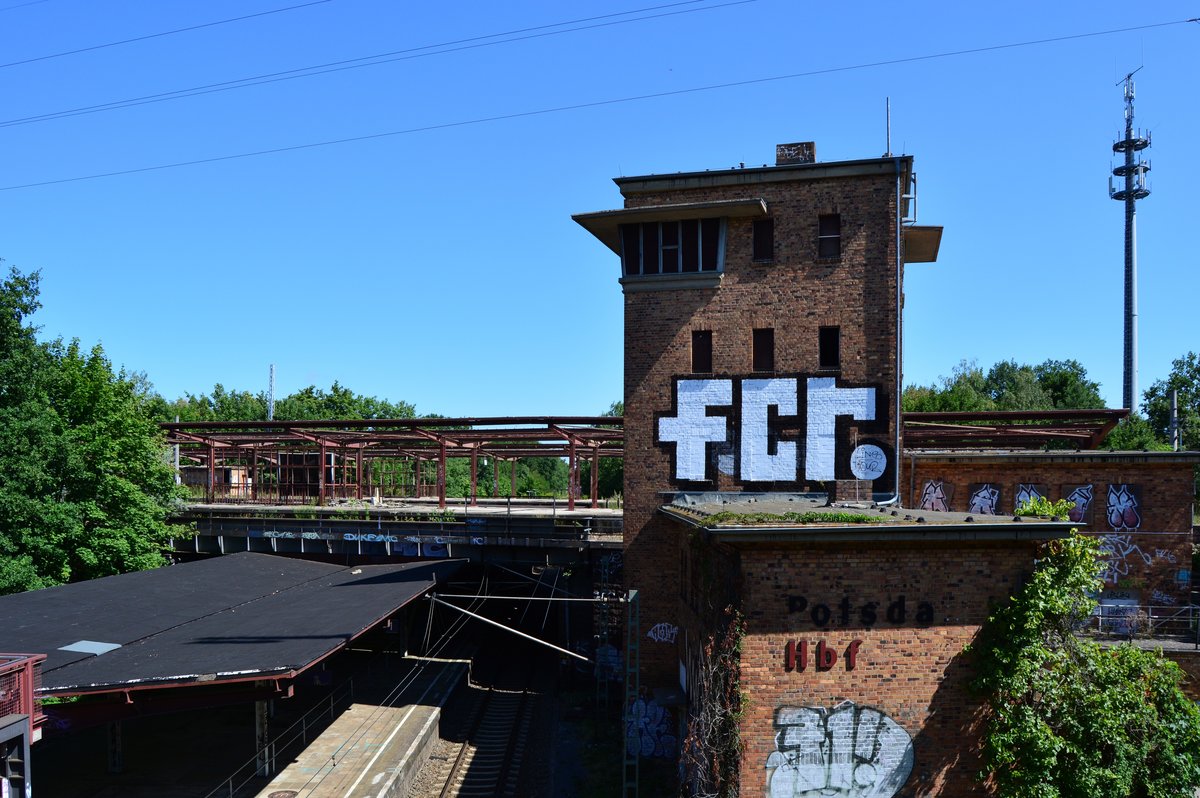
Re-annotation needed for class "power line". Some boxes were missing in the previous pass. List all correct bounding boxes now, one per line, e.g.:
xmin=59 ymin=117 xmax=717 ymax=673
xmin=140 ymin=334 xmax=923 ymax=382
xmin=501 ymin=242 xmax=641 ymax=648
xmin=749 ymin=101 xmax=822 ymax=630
xmin=0 ymin=0 xmax=334 ymax=70
xmin=0 ymin=0 xmax=53 ymax=13
xmin=0 ymin=17 xmax=1192 ymax=193
xmin=0 ymin=0 xmax=746 ymax=130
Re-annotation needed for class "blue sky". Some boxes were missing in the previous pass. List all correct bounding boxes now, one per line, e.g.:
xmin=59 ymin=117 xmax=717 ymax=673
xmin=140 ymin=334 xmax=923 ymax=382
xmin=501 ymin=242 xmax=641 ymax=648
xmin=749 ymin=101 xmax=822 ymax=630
xmin=1 ymin=1 xmax=1196 ymax=416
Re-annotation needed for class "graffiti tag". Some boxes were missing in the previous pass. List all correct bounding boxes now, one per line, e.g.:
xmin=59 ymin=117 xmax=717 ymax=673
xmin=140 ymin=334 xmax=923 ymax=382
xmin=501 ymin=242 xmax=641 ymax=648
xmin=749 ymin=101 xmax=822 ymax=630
xmin=766 ymin=702 xmax=913 ymax=797
xmin=646 ymin=623 xmax=679 ymax=644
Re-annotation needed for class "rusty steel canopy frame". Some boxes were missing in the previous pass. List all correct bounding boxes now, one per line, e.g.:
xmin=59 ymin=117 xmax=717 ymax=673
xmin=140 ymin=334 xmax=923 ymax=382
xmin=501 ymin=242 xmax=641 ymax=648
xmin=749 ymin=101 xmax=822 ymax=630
xmin=902 ymin=409 xmax=1129 ymax=450
xmin=161 ymin=416 xmax=624 ymax=511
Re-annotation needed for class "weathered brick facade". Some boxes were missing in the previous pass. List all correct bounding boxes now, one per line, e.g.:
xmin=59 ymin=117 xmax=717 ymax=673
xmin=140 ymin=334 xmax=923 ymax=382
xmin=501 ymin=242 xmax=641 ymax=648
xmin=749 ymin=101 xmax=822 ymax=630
xmin=588 ymin=157 xmax=911 ymax=684
xmin=909 ymin=453 xmax=1199 ymax=604
xmin=734 ymin=539 xmax=1038 ymax=797
xmin=574 ymin=144 xmax=1197 ymax=796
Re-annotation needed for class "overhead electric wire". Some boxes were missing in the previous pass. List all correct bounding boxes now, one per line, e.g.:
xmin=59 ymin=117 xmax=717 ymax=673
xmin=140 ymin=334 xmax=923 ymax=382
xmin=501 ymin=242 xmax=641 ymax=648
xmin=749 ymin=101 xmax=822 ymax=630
xmin=0 ymin=0 xmax=751 ymax=130
xmin=0 ymin=16 xmax=1192 ymax=193
xmin=0 ymin=0 xmax=53 ymax=13
xmin=0 ymin=0 xmax=334 ymax=70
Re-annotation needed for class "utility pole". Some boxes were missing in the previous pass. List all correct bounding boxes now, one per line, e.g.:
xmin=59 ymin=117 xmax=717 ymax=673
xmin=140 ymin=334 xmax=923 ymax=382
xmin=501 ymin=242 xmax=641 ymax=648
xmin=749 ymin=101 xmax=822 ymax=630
xmin=1109 ymin=70 xmax=1151 ymax=412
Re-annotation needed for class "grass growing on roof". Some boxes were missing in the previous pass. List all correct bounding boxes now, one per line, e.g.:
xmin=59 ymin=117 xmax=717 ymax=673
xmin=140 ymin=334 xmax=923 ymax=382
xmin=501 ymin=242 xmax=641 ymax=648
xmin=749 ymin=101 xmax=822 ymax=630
xmin=701 ymin=510 xmax=884 ymax=527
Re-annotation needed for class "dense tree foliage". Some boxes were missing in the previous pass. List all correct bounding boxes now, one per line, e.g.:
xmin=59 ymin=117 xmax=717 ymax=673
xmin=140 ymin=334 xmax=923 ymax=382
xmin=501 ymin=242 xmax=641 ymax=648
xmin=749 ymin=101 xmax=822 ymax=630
xmin=1143 ymin=352 xmax=1200 ymax=451
xmin=159 ymin=381 xmax=415 ymax=422
xmin=0 ymin=267 xmax=181 ymax=594
xmin=971 ymin=532 xmax=1200 ymax=797
xmin=903 ymin=359 xmax=1103 ymax=413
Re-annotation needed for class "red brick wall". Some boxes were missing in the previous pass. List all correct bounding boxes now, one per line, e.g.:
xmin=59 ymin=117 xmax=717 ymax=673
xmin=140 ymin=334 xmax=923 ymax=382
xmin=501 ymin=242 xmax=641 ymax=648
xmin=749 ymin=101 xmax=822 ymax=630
xmin=623 ymin=169 xmax=902 ymax=686
xmin=908 ymin=457 xmax=1195 ymax=604
xmin=735 ymin=540 xmax=1040 ymax=797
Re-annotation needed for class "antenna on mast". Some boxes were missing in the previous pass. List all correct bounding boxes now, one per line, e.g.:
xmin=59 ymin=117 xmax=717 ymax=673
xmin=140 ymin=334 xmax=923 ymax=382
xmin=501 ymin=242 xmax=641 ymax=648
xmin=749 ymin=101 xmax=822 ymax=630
xmin=1109 ymin=69 xmax=1151 ymax=412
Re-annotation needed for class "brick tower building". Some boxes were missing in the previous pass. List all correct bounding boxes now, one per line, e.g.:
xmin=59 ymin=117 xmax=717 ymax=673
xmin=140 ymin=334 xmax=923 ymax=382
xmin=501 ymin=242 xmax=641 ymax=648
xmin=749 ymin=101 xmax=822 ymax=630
xmin=575 ymin=145 xmax=942 ymax=680
xmin=575 ymin=142 xmax=1198 ymax=796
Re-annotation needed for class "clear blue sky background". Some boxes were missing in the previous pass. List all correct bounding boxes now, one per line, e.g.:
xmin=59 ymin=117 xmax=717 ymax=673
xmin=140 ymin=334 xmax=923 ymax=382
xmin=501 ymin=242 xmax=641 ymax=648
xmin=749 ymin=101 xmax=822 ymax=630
xmin=1 ymin=0 xmax=1196 ymax=417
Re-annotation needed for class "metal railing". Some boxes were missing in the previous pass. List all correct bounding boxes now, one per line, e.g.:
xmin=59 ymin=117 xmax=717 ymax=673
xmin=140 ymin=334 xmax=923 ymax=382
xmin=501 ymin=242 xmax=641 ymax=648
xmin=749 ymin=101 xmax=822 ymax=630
xmin=1081 ymin=604 xmax=1200 ymax=645
xmin=0 ymin=653 xmax=45 ymax=739
xmin=202 ymin=679 xmax=355 ymax=798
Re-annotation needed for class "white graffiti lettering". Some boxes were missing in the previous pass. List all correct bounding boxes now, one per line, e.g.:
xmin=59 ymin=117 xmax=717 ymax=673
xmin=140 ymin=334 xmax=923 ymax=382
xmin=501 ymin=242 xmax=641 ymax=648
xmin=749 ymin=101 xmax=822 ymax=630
xmin=1151 ymin=589 xmax=1177 ymax=606
xmin=1106 ymin=484 xmax=1142 ymax=531
xmin=658 ymin=379 xmax=734 ymax=481
xmin=342 ymin=533 xmax=399 ymax=543
xmin=1097 ymin=534 xmax=1153 ymax=584
xmin=967 ymin=484 xmax=1000 ymax=515
xmin=646 ymin=622 xmax=679 ymax=644
xmin=1066 ymin=485 xmax=1093 ymax=523
xmin=658 ymin=376 xmax=884 ymax=484
xmin=766 ymin=702 xmax=913 ymax=797
xmin=741 ymin=378 xmax=798 ymax=481
xmin=918 ymin=480 xmax=949 ymax=513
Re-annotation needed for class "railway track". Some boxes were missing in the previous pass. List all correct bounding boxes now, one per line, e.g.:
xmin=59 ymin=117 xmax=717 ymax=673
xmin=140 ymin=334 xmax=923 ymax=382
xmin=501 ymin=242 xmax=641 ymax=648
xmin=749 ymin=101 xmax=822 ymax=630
xmin=412 ymin=659 xmax=541 ymax=798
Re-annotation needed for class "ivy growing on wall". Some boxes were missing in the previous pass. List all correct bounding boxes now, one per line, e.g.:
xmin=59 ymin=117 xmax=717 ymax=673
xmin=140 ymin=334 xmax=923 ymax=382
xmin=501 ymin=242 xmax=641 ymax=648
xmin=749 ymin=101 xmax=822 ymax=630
xmin=970 ymin=532 xmax=1200 ymax=797
xmin=681 ymin=605 xmax=745 ymax=798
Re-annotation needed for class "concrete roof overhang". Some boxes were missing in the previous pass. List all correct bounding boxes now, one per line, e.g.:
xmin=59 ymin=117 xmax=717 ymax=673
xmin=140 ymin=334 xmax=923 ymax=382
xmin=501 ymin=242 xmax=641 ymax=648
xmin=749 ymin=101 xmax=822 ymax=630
xmin=572 ymin=198 xmax=769 ymax=255
xmin=903 ymin=225 xmax=942 ymax=263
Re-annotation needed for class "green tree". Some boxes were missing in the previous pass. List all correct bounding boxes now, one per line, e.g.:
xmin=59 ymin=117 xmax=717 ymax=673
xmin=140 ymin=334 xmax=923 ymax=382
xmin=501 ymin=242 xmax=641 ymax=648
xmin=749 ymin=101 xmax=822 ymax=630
xmin=903 ymin=359 xmax=1105 ymax=413
xmin=1034 ymin=359 xmax=1104 ymax=410
xmin=0 ymin=267 xmax=182 ymax=594
xmin=1101 ymin=413 xmax=1171 ymax=452
xmin=1143 ymin=352 xmax=1200 ymax=450
xmin=580 ymin=400 xmax=624 ymax=499
xmin=971 ymin=532 xmax=1200 ymax=797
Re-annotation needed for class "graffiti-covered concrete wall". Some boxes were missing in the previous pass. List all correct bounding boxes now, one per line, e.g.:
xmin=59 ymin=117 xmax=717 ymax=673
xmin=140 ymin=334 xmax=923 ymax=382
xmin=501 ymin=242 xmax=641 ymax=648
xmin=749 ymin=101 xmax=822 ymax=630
xmin=735 ymin=539 xmax=1041 ymax=796
xmin=908 ymin=453 xmax=1199 ymax=604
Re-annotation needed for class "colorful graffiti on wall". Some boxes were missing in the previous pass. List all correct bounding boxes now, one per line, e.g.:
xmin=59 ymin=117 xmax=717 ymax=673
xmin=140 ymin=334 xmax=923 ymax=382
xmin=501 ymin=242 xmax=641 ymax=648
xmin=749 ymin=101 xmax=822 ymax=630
xmin=966 ymin=483 xmax=1001 ymax=515
xmin=1013 ymin=483 xmax=1046 ymax=513
xmin=1063 ymin=484 xmax=1094 ymax=524
xmin=1106 ymin=484 xmax=1142 ymax=532
xmin=626 ymin=695 xmax=677 ymax=758
xmin=765 ymin=702 xmax=913 ymax=797
xmin=917 ymin=480 xmax=951 ymax=513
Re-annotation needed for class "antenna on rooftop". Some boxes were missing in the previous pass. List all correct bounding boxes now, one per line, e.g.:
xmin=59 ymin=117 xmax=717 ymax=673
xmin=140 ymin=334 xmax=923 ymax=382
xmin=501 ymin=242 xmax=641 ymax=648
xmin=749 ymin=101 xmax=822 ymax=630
xmin=1109 ymin=68 xmax=1150 ymax=412
xmin=267 ymin=364 xmax=276 ymax=421
xmin=885 ymin=97 xmax=891 ymax=157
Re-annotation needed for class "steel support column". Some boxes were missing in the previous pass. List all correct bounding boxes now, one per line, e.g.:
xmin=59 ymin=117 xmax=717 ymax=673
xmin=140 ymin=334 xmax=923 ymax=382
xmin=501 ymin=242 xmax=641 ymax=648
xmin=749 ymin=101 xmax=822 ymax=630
xmin=470 ymin=449 xmax=478 ymax=507
xmin=510 ymin=458 xmax=517 ymax=497
xmin=437 ymin=441 xmax=447 ymax=510
xmin=567 ymin=437 xmax=577 ymax=512
xmin=254 ymin=694 xmax=273 ymax=777
xmin=415 ymin=455 xmax=423 ymax=498
xmin=590 ymin=447 xmax=600 ymax=509
xmin=356 ymin=448 xmax=364 ymax=501
xmin=319 ymin=442 xmax=327 ymax=506
xmin=207 ymin=443 xmax=215 ymax=503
